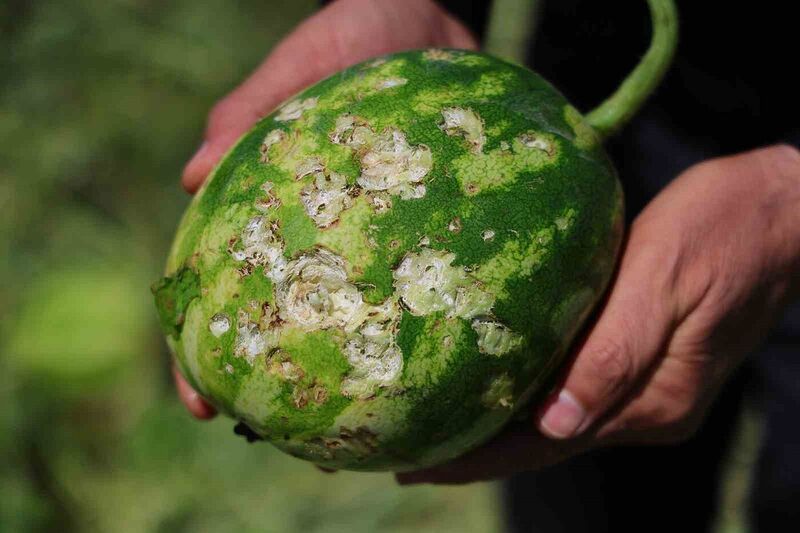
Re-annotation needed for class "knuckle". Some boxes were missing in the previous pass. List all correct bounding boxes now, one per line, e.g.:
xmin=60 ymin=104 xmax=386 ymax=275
xmin=761 ymin=143 xmax=800 ymax=169
xmin=651 ymin=400 xmax=702 ymax=444
xmin=585 ymin=339 xmax=634 ymax=393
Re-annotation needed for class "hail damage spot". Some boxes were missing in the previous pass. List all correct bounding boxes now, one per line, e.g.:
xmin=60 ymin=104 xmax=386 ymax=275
xmin=375 ymin=77 xmax=407 ymax=90
xmin=209 ymin=313 xmax=231 ymax=337
xmin=423 ymin=48 xmax=454 ymax=62
xmin=295 ymin=157 xmax=324 ymax=180
xmin=260 ymin=129 xmax=286 ymax=163
xmin=358 ymin=130 xmax=431 ymax=199
xmin=330 ymin=114 xmax=374 ymax=147
xmin=471 ymin=318 xmax=523 ymax=356
xmin=230 ymin=216 xmax=288 ymax=282
xmin=452 ymin=131 xmax=559 ymax=195
xmin=447 ymin=217 xmax=462 ymax=233
xmin=275 ymin=97 xmax=318 ymax=122
xmin=481 ymin=372 xmax=514 ymax=409
xmin=266 ymin=350 xmax=305 ymax=382
xmin=366 ymin=192 xmax=392 ymax=214
xmin=234 ymin=309 xmax=269 ymax=363
xmin=518 ymin=132 xmax=554 ymax=155
xmin=366 ymin=57 xmax=387 ymax=69
xmin=300 ymin=169 xmax=353 ymax=228
xmin=293 ymin=381 xmax=329 ymax=409
xmin=394 ymin=249 xmax=524 ymax=355
xmin=341 ymin=299 xmax=403 ymax=399
xmin=255 ymin=181 xmax=281 ymax=212
xmin=331 ymin=114 xmax=432 ymax=201
xmin=276 ymin=248 xmax=363 ymax=331
xmin=393 ymin=248 xmax=492 ymax=319
xmin=440 ymin=107 xmax=486 ymax=154
xmin=555 ymin=208 xmax=577 ymax=232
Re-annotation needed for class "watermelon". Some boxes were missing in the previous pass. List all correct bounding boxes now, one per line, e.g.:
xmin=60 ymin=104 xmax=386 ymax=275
xmin=154 ymin=25 xmax=676 ymax=469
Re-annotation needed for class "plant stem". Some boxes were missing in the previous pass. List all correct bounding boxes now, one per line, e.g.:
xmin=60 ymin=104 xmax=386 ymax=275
xmin=585 ymin=0 xmax=678 ymax=140
xmin=485 ymin=0 xmax=540 ymax=65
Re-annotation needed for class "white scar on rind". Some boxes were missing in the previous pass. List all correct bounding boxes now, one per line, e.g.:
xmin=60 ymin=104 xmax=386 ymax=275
xmin=300 ymin=170 xmax=353 ymax=228
xmin=517 ymin=132 xmax=554 ymax=155
xmin=229 ymin=220 xmax=403 ymax=396
xmin=481 ymin=372 xmax=514 ymax=409
xmin=423 ymin=49 xmax=455 ymax=62
xmin=331 ymin=114 xmax=432 ymax=201
xmin=277 ymin=249 xmax=403 ymax=399
xmin=393 ymin=248 xmax=523 ymax=356
xmin=375 ymin=77 xmax=408 ymax=90
xmin=275 ymin=97 xmax=318 ymax=122
xmin=440 ymin=107 xmax=486 ymax=154
xmin=209 ymin=313 xmax=231 ymax=337
xmin=260 ymin=129 xmax=286 ymax=163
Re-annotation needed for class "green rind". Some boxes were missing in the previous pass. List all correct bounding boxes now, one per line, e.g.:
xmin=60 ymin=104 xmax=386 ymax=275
xmin=156 ymin=49 xmax=623 ymax=471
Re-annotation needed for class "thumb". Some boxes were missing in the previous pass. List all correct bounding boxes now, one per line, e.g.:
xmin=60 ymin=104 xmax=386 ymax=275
xmin=536 ymin=237 xmax=677 ymax=439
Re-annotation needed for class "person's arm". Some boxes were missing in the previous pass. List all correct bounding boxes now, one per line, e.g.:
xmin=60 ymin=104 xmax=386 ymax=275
xmin=398 ymin=143 xmax=800 ymax=484
xmin=175 ymin=0 xmax=478 ymax=418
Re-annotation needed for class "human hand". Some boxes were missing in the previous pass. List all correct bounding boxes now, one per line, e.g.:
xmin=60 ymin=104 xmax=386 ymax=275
xmin=397 ymin=144 xmax=800 ymax=484
xmin=174 ymin=0 xmax=477 ymax=418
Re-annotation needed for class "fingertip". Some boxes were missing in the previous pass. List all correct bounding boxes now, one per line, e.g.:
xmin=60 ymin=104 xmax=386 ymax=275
xmin=181 ymin=130 xmax=246 ymax=194
xmin=188 ymin=396 xmax=218 ymax=420
xmin=173 ymin=366 xmax=217 ymax=420
xmin=181 ymin=141 xmax=211 ymax=194
xmin=537 ymin=389 xmax=588 ymax=440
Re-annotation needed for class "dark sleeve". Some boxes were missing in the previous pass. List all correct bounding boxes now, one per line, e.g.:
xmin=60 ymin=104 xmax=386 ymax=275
xmin=319 ymin=0 xmax=492 ymax=42
xmin=435 ymin=0 xmax=492 ymax=41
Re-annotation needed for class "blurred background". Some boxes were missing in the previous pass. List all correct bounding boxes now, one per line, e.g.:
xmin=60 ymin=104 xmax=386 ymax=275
xmin=0 ymin=0 xmax=759 ymax=531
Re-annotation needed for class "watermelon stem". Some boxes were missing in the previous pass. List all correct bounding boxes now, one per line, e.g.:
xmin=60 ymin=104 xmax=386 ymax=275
xmin=585 ymin=0 xmax=678 ymax=140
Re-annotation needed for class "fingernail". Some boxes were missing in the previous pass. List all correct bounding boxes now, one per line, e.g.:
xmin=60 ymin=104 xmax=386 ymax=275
xmin=538 ymin=389 xmax=586 ymax=439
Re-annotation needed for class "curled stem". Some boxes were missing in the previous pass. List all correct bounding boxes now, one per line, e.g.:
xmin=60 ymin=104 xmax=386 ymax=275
xmin=585 ymin=0 xmax=679 ymax=140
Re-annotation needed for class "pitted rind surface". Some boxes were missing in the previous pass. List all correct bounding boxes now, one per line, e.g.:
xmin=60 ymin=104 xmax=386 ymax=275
xmin=158 ymin=49 xmax=624 ymax=472
xmin=453 ymin=131 xmax=560 ymax=195
xmin=275 ymin=97 xmax=318 ymax=122
xmin=471 ymin=318 xmax=523 ymax=356
xmin=331 ymin=114 xmax=433 ymax=201
xmin=300 ymin=170 xmax=353 ymax=228
xmin=276 ymin=248 xmax=364 ymax=331
xmin=393 ymin=248 xmax=493 ymax=321
xmin=260 ymin=130 xmax=286 ymax=163
xmin=440 ymin=107 xmax=486 ymax=154
xmin=482 ymin=373 xmax=515 ymax=409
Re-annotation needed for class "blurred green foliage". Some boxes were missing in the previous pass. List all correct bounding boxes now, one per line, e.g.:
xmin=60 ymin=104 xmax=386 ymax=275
xmin=0 ymin=1 xmax=501 ymax=531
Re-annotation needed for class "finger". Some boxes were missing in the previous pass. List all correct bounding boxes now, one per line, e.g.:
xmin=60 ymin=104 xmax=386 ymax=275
xmin=536 ymin=231 xmax=679 ymax=440
xmin=173 ymin=365 xmax=217 ymax=420
xmin=395 ymin=422 xmax=592 ymax=485
xmin=182 ymin=0 xmax=478 ymax=193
